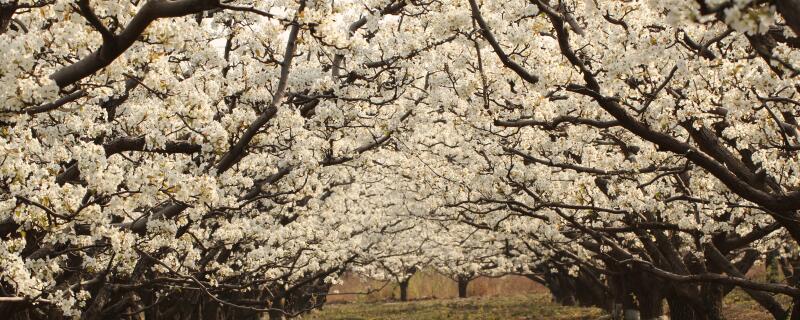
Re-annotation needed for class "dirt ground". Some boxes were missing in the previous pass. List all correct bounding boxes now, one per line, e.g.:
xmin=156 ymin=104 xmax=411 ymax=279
xmin=316 ymin=270 xmax=783 ymax=320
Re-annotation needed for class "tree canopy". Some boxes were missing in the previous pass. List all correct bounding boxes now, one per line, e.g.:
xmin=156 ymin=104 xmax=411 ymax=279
xmin=2 ymin=0 xmax=800 ymax=319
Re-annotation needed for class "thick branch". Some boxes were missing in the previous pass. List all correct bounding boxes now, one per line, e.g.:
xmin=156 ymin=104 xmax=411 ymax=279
xmin=468 ymin=0 xmax=538 ymax=84
xmin=50 ymin=0 xmax=220 ymax=87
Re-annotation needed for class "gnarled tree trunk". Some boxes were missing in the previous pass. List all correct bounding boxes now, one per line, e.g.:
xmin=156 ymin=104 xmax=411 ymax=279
xmin=399 ymin=279 xmax=410 ymax=302
xmin=456 ymin=276 xmax=470 ymax=299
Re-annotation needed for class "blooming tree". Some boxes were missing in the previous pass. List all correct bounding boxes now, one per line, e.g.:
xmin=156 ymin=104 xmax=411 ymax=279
xmin=406 ymin=0 xmax=800 ymax=318
xmin=3 ymin=0 xmax=800 ymax=319
xmin=0 ymin=0 xmax=452 ymax=317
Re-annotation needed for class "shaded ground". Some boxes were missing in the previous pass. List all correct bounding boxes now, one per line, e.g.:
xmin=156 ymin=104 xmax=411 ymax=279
xmin=307 ymin=294 xmax=603 ymax=320
xmin=723 ymin=288 xmax=789 ymax=320
xmin=309 ymin=289 xmax=783 ymax=320
xmin=318 ymin=269 xmax=785 ymax=320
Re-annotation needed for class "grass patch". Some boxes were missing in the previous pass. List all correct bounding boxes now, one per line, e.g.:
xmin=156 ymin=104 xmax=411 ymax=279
xmin=319 ymin=268 xmax=787 ymax=320
xmin=307 ymin=293 xmax=604 ymax=320
xmin=722 ymin=288 xmax=791 ymax=320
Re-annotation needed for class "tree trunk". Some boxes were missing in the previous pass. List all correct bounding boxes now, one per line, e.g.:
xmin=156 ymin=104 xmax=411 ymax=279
xmin=701 ymin=283 xmax=725 ymax=320
xmin=574 ymin=269 xmax=610 ymax=309
xmin=0 ymin=5 xmax=14 ymax=34
xmin=605 ymin=269 xmax=638 ymax=320
xmin=546 ymin=272 xmax=576 ymax=306
xmin=636 ymin=290 xmax=664 ymax=320
xmin=707 ymin=245 xmax=787 ymax=319
xmin=268 ymin=307 xmax=285 ymax=320
xmin=767 ymin=250 xmax=782 ymax=283
xmin=622 ymin=289 xmax=639 ymax=320
xmin=776 ymin=0 xmax=800 ymax=36
xmin=399 ymin=279 xmax=410 ymax=302
xmin=202 ymin=299 xmax=221 ymax=320
xmin=791 ymin=297 xmax=800 ymax=320
xmin=268 ymin=287 xmax=286 ymax=320
xmin=457 ymin=278 xmax=469 ymax=298
xmin=667 ymin=295 xmax=698 ymax=320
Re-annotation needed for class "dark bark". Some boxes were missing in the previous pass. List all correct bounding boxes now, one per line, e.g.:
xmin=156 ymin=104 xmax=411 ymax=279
xmin=632 ymin=279 xmax=664 ymax=319
xmin=268 ymin=294 xmax=285 ymax=320
xmin=50 ymin=0 xmax=221 ymax=87
xmin=399 ymin=279 xmax=410 ymax=302
xmin=708 ymin=246 xmax=788 ymax=319
xmin=544 ymin=271 xmax=576 ymax=306
xmin=0 ymin=4 xmax=14 ymax=34
xmin=776 ymin=0 xmax=800 ymax=36
xmin=621 ymin=290 xmax=638 ymax=320
xmin=701 ymin=282 xmax=725 ymax=320
xmin=574 ymin=269 xmax=611 ymax=310
xmin=457 ymin=277 xmax=470 ymax=299
xmin=56 ymin=137 xmax=201 ymax=185
xmin=791 ymin=296 xmax=800 ymax=320
xmin=767 ymin=250 xmax=783 ymax=283
xmin=667 ymin=294 xmax=699 ymax=320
